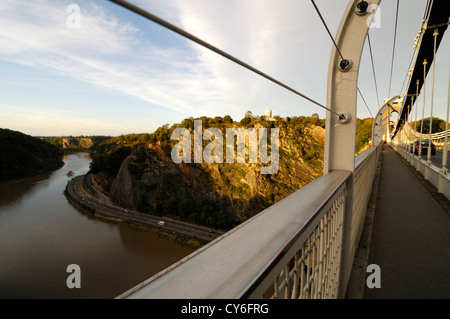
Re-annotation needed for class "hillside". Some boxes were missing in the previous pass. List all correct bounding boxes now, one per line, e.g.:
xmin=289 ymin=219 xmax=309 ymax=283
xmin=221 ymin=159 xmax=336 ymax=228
xmin=89 ymin=115 xmax=326 ymax=230
xmin=0 ymin=128 xmax=64 ymax=181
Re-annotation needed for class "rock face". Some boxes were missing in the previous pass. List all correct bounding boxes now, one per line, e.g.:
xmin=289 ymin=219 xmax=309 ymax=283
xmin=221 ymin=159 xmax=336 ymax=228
xmin=62 ymin=137 xmax=94 ymax=149
xmin=107 ymin=124 xmax=325 ymax=222
xmin=110 ymin=150 xmax=221 ymax=210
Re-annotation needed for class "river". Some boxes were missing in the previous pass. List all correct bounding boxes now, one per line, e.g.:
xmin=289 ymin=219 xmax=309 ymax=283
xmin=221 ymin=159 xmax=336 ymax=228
xmin=0 ymin=153 xmax=195 ymax=298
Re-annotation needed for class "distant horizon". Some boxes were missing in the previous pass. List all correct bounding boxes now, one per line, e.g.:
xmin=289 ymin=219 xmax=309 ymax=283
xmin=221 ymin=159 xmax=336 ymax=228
xmin=5 ymin=112 xmax=447 ymax=139
xmin=3 ymin=111 xmax=327 ymax=137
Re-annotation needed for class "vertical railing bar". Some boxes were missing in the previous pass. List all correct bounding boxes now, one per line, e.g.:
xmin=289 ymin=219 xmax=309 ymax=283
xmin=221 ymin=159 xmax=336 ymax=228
xmin=317 ymin=218 xmax=325 ymax=298
xmin=419 ymin=58 xmax=428 ymax=159
xmin=264 ymin=184 xmax=348 ymax=300
xmin=299 ymin=243 xmax=306 ymax=299
xmin=305 ymin=237 xmax=312 ymax=299
xmin=414 ymin=81 xmax=419 ymax=156
xmin=284 ymin=265 xmax=290 ymax=299
xmin=441 ymin=60 xmax=450 ymax=174
xmin=326 ymin=203 xmax=334 ymax=298
xmin=427 ymin=29 xmax=439 ymax=165
xmin=312 ymin=229 xmax=318 ymax=299
xmin=407 ymin=105 xmax=411 ymax=155
xmin=273 ymin=277 xmax=279 ymax=299
xmin=291 ymin=252 xmax=299 ymax=299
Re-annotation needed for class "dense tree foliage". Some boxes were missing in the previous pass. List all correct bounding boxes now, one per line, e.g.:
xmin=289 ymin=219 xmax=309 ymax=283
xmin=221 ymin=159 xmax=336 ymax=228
xmin=156 ymin=198 xmax=234 ymax=229
xmin=411 ymin=117 xmax=447 ymax=135
xmin=0 ymin=128 xmax=63 ymax=181
xmin=90 ymin=146 xmax=132 ymax=176
xmin=355 ymin=118 xmax=374 ymax=154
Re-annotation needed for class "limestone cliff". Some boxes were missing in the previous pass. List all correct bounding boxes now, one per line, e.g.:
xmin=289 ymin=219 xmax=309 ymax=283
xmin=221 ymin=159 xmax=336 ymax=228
xmin=110 ymin=149 xmax=222 ymax=210
xmin=101 ymin=121 xmax=325 ymax=228
xmin=62 ymin=137 xmax=94 ymax=150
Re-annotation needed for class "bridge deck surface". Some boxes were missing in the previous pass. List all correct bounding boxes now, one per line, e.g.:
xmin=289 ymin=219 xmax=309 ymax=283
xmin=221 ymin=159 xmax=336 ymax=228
xmin=364 ymin=145 xmax=450 ymax=299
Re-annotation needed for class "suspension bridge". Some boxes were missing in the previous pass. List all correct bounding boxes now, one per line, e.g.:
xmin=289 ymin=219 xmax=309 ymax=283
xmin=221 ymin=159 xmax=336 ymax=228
xmin=108 ymin=0 xmax=450 ymax=299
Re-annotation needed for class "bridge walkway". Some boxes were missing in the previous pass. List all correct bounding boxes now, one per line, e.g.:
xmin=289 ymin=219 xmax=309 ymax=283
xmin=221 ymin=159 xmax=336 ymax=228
xmin=363 ymin=145 xmax=450 ymax=298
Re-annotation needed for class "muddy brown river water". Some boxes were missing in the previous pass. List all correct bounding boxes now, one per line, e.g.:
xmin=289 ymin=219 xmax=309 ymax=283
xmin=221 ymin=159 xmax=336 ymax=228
xmin=0 ymin=153 xmax=194 ymax=298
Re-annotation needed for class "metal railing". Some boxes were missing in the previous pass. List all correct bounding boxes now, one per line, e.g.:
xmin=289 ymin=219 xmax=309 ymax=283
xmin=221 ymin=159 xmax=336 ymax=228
xmin=352 ymin=145 xmax=381 ymax=256
xmin=117 ymin=143 xmax=381 ymax=299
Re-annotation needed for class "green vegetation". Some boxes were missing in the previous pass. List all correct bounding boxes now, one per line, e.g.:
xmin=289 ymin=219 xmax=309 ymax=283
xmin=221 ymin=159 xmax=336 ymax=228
xmin=156 ymin=198 xmax=234 ymax=229
xmin=356 ymin=118 xmax=374 ymax=154
xmin=0 ymin=128 xmax=63 ymax=181
xmin=90 ymin=146 xmax=132 ymax=176
xmin=411 ymin=117 xmax=447 ymax=134
xmin=92 ymin=133 xmax=152 ymax=154
xmin=89 ymin=113 xmax=372 ymax=230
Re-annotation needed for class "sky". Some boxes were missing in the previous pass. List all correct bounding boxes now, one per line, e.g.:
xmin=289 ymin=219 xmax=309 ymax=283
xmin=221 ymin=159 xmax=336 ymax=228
xmin=0 ymin=0 xmax=448 ymax=136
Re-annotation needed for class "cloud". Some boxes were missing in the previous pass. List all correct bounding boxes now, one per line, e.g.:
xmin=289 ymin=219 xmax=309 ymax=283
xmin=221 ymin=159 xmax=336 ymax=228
xmin=0 ymin=0 xmax=220 ymax=116
xmin=156 ymin=0 xmax=341 ymax=117
xmin=0 ymin=0 xmax=364 ymax=133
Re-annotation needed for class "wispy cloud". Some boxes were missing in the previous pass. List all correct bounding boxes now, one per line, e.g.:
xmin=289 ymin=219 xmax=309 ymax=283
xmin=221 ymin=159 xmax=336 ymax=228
xmin=0 ymin=0 xmax=221 ymax=116
xmin=138 ymin=0 xmax=338 ymax=116
xmin=6 ymin=0 xmax=418 ymax=136
xmin=0 ymin=0 xmax=340 ymax=122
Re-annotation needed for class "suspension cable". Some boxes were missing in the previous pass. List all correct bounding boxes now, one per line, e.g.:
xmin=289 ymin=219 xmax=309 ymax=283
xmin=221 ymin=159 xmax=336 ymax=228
xmin=310 ymin=0 xmax=345 ymax=60
xmin=399 ymin=49 xmax=416 ymax=95
xmin=357 ymin=87 xmax=374 ymax=118
xmin=388 ymin=0 xmax=400 ymax=98
xmin=367 ymin=33 xmax=380 ymax=108
xmin=108 ymin=0 xmax=341 ymax=117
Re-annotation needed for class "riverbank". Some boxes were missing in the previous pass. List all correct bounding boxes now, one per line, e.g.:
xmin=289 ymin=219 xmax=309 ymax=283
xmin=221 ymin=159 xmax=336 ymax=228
xmin=64 ymin=173 xmax=222 ymax=248
xmin=0 ymin=161 xmax=64 ymax=185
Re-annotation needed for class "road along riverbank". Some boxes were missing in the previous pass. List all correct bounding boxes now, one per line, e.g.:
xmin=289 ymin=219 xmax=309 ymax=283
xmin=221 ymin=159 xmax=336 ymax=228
xmin=65 ymin=173 xmax=225 ymax=245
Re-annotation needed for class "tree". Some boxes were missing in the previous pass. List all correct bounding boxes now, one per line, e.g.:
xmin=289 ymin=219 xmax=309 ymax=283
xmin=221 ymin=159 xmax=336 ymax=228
xmin=212 ymin=116 xmax=223 ymax=124
xmin=412 ymin=117 xmax=446 ymax=134
xmin=355 ymin=118 xmax=374 ymax=153
xmin=180 ymin=117 xmax=194 ymax=130
xmin=90 ymin=146 xmax=131 ymax=175
xmin=240 ymin=116 xmax=251 ymax=126
xmin=223 ymin=115 xmax=233 ymax=123
xmin=245 ymin=110 xmax=253 ymax=118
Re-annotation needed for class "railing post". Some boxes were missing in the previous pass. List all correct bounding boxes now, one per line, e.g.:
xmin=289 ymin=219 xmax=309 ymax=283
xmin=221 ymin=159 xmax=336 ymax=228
xmin=324 ymin=0 xmax=381 ymax=298
xmin=442 ymin=62 xmax=450 ymax=174
xmin=419 ymin=59 xmax=428 ymax=159
xmin=427 ymin=29 xmax=439 ymax=165
xmin=407 ymin=104 xmax=411 ymax=155
xmin=414 ymin=80 xmax=419 ymax=157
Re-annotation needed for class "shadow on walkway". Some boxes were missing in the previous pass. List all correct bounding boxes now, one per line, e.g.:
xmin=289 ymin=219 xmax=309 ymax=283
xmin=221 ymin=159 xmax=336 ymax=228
xmin=364 ymin=145 xmax=450 ymax=298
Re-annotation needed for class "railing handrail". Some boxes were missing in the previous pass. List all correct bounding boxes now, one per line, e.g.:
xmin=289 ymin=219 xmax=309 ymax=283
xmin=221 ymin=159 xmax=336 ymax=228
xmin=117 ymin=169 xmax=352 ymax=299
xmin=117 ymin=144 xmax=382 ymax=299
xmin=355 ymin=146 xmax=377 ymax=174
